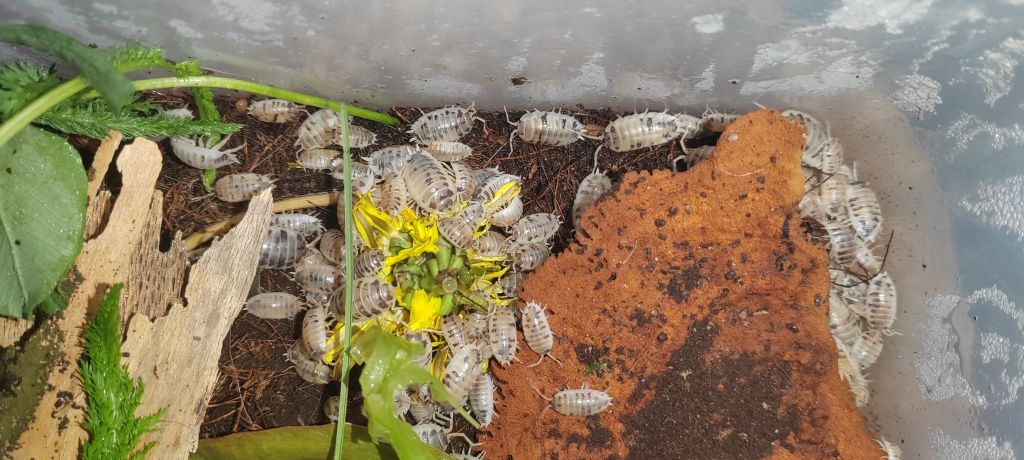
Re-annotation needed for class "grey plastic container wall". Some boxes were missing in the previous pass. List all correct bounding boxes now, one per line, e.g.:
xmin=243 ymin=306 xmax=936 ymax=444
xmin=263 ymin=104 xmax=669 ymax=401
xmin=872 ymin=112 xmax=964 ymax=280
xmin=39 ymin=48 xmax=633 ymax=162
xmin=3 ymin=0 xmax=1023 ymax=457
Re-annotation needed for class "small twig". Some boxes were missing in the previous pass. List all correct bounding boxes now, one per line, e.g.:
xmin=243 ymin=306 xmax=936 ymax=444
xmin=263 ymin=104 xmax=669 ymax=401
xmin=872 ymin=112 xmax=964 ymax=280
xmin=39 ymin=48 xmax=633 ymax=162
xmin=183 ymin=192 xmax=338 ymax=250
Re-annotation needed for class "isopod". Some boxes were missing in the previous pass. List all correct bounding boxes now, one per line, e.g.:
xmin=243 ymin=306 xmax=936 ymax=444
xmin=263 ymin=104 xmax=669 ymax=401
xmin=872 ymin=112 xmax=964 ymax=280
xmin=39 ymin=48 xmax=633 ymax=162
xmin=297 ymin=147 xmax=339 ymax=170
xmin=402 ymin=153 xmax=457 ymax=213
xmin=329 ymin=159 xmax=375 ymax=194
xmin=258 ymin=227 xmax=306 ymax=269
xmin=877 ymin=438 xmax=902 ymax=460
xmin=409 ymin=389 xmax=437 ymax=423
xmin=354 ymin=249 xmax=386 ymax=277
xmin=509 ymin=213 xmax=560 ymax=247
xmin=829 ymin=292 xmax=863 ymax=347
xmin=441 ymin=315 xmax=469 ymax=350
xmin=499 ymin=272 xmax=524 ymax=298
xmin=443 ymin=342 xmax=483 ymax=404
xmin=513 ymin=242 xmax=551 ymax=271
xmin=439 ymin=202 xmax=485 ymax=248
xmin=409 ymin=105 xmax=478 ymax=144
xmin=270 ymin=212 xmax=324 ymax=236
xmin=508 ymin=110 xmax=588 ymax=148
xmin=248 ymin=98 xmax=305 ymax=123
xmin=214 ymin=173 xmax=274 ymax=203
xmin=296 ymin=108 xmax=341 ymax=150
xmin=817 ymin=173 xmax=850 ymax=219
xmin=287 ymin=341 xmax=331 ymax=384
xmin=295 ymin=263 xmax=342 ymax=293
xmin=534 ymin=384 xmax=613 ymax=416
xmin=169 ymin=136 xmax=242 ymax=170
xmin=474 ymin=173 xmax=521 ymax=214
xmin=837 ymin=352 xmax=870 ymax=407
xmin=464 ymin=312 xmax=488 ymax=342
xmin=572 ymin=171 xmax=613 ymax=231
xmin=521 ymin=300 xmax=559 ymax=366
xmin=806 ymin=138 xmax=844 ymax=174
xmin=349 ymin=276 xmax=397 ymax=321
xmin=244 ymin=292 xmax=304 ymax=319
xmin=851 ymin=328 xmax=884 ymax=369
xmin=487 ymin=305 xmax=518 ymax=366
xmin=472 ymin=167 xmax=501 ymax=185
xmin=161 ymin=107 xmax=194 ymax=119
xmin=603 ymin=112 xmax=700 ymax=152
xmin=375 ymin=173 xmax=413 ymax=215
xmin=679 ymin=145 xmax=715 ymax=171
xmin=865 ymin=271 xmax=897 ymax=330
xmin=365 ymin=145 xmax=418 ymax=178
xmin=782 ymin=110 xmax=829 ymax=163
xmin=324 ymin=395 xmax=340 ymax=421
xmin=473 ymin=231 xmax=506 ymax=256
xmin=824 ymin=218 xmax=858 ymax=269
xmin=846 ymin=181 xmax=883 ymax=243
xmin=488 ymin=196 xmax=524 ymax=228
xmin=319 ymin=229 xmax=347 ymax=266
xmin=426 ymin=141 xmax=473 ymax=162
xmin=335 ymin=124 xmax=377 ymax=149
xmin=412 ymin=422 xmax=450 ymax=451
xmin=405 ymin=331 xmax=433 ymax=369
xmin=448 ymin=161 xmax=479 ymax=202
xmin=301 ymin=305 xmax=329 ymax=360
xmin=853 ymin=240 xmax=881 ymax=275
xmin=698 ymin=109 xmax=740 ymax=134
xmin=469 ymin=373 xmax=495 ymax=427
xmin=394 ymin=388 xmax=413 ymax=418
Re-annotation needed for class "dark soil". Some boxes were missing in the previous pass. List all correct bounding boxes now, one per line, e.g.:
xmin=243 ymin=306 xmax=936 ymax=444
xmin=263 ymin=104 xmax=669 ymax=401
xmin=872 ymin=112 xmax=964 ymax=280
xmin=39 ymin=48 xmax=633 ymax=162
xmin=143 ymin=93 xmax=693 ymax=439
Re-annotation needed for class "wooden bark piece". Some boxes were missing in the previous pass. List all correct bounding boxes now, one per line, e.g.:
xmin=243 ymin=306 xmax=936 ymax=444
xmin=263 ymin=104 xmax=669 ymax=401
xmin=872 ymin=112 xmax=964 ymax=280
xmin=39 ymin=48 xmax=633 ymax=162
xmin=86 ymin=131 xmax=122 ymax=198
xmin=12 ymin=137 xmax=162 ymax=459
xmin=121 ymin=191 xmax=188 ymax=322
xmin=122 ymin=188 xmax=272 ymax=458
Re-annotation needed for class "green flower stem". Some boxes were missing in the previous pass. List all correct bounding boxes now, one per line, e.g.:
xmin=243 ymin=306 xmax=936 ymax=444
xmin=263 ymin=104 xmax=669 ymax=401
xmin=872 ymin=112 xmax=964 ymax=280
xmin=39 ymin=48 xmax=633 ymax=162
xmin=333 ymin=105 xmax=356 ymax=460
xmin=106 ymin=76 xmax=399 ymax=125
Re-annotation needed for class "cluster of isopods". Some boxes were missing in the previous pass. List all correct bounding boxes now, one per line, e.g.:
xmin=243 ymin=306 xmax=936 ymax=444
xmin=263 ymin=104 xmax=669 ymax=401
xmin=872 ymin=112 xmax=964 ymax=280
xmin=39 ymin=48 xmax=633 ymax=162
xmin=230 ymin=101 xmax=618 ymax=456
xmin=785 ymin=110 xmax=898 ymax=416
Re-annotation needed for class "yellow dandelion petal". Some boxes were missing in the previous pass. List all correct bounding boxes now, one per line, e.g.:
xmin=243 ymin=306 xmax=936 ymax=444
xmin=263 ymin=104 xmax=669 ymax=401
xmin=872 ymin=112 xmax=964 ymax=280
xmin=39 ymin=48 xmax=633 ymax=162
xmin=408 ymin=289 xmax=443 ymax=331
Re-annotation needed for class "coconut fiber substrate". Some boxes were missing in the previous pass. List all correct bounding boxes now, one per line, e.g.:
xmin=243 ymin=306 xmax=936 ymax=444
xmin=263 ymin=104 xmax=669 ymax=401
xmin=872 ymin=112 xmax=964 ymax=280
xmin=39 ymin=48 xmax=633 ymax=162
xmin=480 ymin=110 xmax=883 ymax=459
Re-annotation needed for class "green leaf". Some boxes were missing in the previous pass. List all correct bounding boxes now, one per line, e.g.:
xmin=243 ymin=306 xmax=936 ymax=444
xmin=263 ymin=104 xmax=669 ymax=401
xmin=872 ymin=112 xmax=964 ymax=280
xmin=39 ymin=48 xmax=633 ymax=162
xmin=0 ymin=24 xmax=134 ymax=110
xmin=0 ymin=61 xmax=61 ymax=119
xmin=0 ymin=126 xmax=86 ymax=318
xmin=111 ymin=43 xmax=171 ymax=73
xmin=351 ymin=326 xmax=468 ymax=460
xmin=34 ymin=98 xmax=241 ymax=140
xmin=191 ymin=423 xmax=411 ymax=460
xmin=202 ymin=169 xmax=217 ymax=192
xmin=174 ymin=60 xmax=222 ymax=144
xmin=80 ymin=283 xmax=165 ymax=460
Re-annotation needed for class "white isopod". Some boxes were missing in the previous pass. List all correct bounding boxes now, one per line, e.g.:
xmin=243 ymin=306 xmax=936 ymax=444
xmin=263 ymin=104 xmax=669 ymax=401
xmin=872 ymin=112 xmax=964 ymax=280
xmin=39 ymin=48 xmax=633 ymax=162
xmin=409 ymin=393 xmax=437 ymax=424
xmin=473 ymin=231 xmax=506 ymax=256
xmin=354 ymin=249 xmax=386 ymax=277
xmin=513 ymin=242 xmax=551 ymax=271
xmin=393 ymin=388 xmax=413 ymax=418
xmin=464 ymin=312 xmax=488 ymax=342
xmin=603 ymin=112 xmax=700 ymax=153
xmin=865 ymin=272 xmax=897 ymax=330
xmin=469 ymin=373 xmax=495 ymax=427
xmin=404 ymin=331 xmax=433 ymax=369
xmin=829 ymin=293 xmax=863 ymax=347
xmin=319 ymin=229 xmax=347 ymax=266
xmin=488 ymin=305 xmax=518 ymax=366
xmin=426 ymin=141 xmax=473 ymax=162
xmin=439 ymin=202 xmax=485 ymax=248
xmin=474 ymin=173 xmax=521 ymax=215
xmin=837 ymin=352 xmax=870 ymax=407
xmin=877 ymin=438 xmax=902 ymax=460
xmin=846 ymin=181 xmax=883 ymax=243
xmin=817 ymin=173 xmax=850 ymax=219
xmin=297 ymin=147 xmax=339 ymax=170
xmin=572 ymin=171 xmax=613 ymax=231
xmin=270 ymin=212 xmax=324 ymax=236
xmin=169 ymin=136 xmax=242 ymax=169
xmin=248 ymin=98 xmax=305 ymax=123
xmin=329 ymin=159 xmax=375 ymax=194
xmin=508 ymin=110 xmax=590 ymax=149
xmin=296 ymin=109 xmax=341 ymax=150
xmin=409 ymin=105 xmax=478 ymax=144
xmin=287 ymin=341 xmax=331 ymax=384
xmin=441 ymin=315 xmax=469 ymax=350
xmin=295 ymin=263 xmax=342 ymax=293
xmin=244 ymin=292 xmax=304 ymax=319
xmin=806 ymin=138 xmax=844 ymax=175
xmin=851 ymin=329 xmax=884 ymax=370
xmin=444 ymin=342 xmax=483 ymax=404
xmin=824 ymin=218 xmax=858 ymax=270
xmin=258 ymin=227 xmax=306 ymax=269
xmin=535 ymin=384 xmax=613 ymax=416
xmin=499 ymin=272 xmax=524 ymax=299
xmin=489 ymin=195 xmax=524 ymax=228
xmin=214 ymin=173 xmax=274 ymax=203
xmin=334 ymin=124 xmax=377 ymax=149
xmin=375 ymin=173 xmax=413 ymax=215
xmin=365 ymin=145 xmax=418 ymax=178
xmin=782 ymin=110 xmax=830 ymax=163
xmin=521 ymin=300 xmax=560 ymax=366
xmin=698 ymin=109 xmax=741 ymax=134
xmin=412 ymin=422 xmax=450 ymax=451
xmin=301 ymin=306 xmax=329 ymax=360
xmin=448 ymin=161 xmax=480 ymax=202
xmin=349 ymin=276 xmax=396 ymax=321
xmin=324 ymin=395 xmax=340 ymax=421
xmin=509 ymin=213 xmax=560 ymax=246
xmin=402 ymin=153 xmax=457 ymax=213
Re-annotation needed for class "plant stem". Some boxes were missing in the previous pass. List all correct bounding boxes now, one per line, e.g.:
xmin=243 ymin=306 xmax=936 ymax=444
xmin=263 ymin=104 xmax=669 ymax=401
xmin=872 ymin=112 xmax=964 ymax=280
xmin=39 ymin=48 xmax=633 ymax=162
xmin=103 ymin=76 xmax=399 ymax=125
xmin=333 ymin=105 xmax=356 ymax=460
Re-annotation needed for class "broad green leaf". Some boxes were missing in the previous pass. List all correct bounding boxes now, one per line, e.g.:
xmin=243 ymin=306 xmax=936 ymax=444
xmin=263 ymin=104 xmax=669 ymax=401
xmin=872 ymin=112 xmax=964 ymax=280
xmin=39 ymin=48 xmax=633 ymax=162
xmin=191 ymin=423 xmax=406 ymax=460
xmin=0 ymin=25 xmax=134 ymax=110
xmin=0 ymin=126 xmax=87 ymax=317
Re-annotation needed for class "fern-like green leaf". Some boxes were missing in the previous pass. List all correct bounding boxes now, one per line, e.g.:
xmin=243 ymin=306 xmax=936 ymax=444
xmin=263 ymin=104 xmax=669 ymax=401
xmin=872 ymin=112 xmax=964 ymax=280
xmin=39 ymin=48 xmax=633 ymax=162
xmin=0 ymin=61 xmax=60 ymax=119
xmin=35 ymin=99 xmax=241 ymax=140
xmin=111 ymin=43 xmax=171 ymax=73
xmin=173 ymin=60 xmax=222 ymax=144
xmin=80 ymin=283 xmax=165 ymax=460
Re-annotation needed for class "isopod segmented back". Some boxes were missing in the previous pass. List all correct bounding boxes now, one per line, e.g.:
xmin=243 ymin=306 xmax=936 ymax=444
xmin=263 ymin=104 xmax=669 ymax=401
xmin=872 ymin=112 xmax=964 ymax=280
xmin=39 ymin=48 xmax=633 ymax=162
xmin=846 ymin=181 xmax=883 ymax=243
xmin=409 ymin=105 xmax=477 ymax=143
xmin=301 ymin=305 xmax=329 ymax=360
xmin=270 ymin=212 xmax=323 ymax=236
xmin=426 ymin=141 xmax=473 ymax=162
xmin=259 ymin=227 xmax=306 ymax=269
xmin=214 ymin=173 xmax=274 ymax=203
xmin=487 ymin=305 xmax=518 ymax=366
xmin=514 ymin=110 xmax=586 ymax=146
xmin=550 ymin=387 xmax=612 ymax=416
xmin=296 ymin=108 xmax=341 ymax=150
xmin=438 ymin=202 xmax=485 ymax=248
xmin=572 ymin=171 xmax=613 ymax=231
xmin=245 ymin=292 xmax=304 ymax=319
xmin=354 ymin=249 xmax=386 ymax=277
xmin=295 ymin=262 xmax=342 ymax=293
xmin=169 ymin=136 xmax=242 ymax=170
xmin=604 ymin=112 xmax=699 ymax=152
xmin=297 ymin=148 xmax=339 ymax=170
xmin=509 ymin=213 xmax=560 ymax=246
xmin=334 ymin=124 xmax=377 ymax=149
xmin=865 ymin=271 xmax=897 ymax=330
xmin=488 ymin=195 xmax=524 ymax=228
xmin=366 ymin=145 xmax=418 ymax=178
xmin=402 ymin=153 xmax=457 ymax=213
xmin=448 ymin=161 xmax=479 ymax=202
xmin=248 ymin=98 xmax=305 ymax=123
xmin=513 ymin=242 xmax=551 ymax=271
